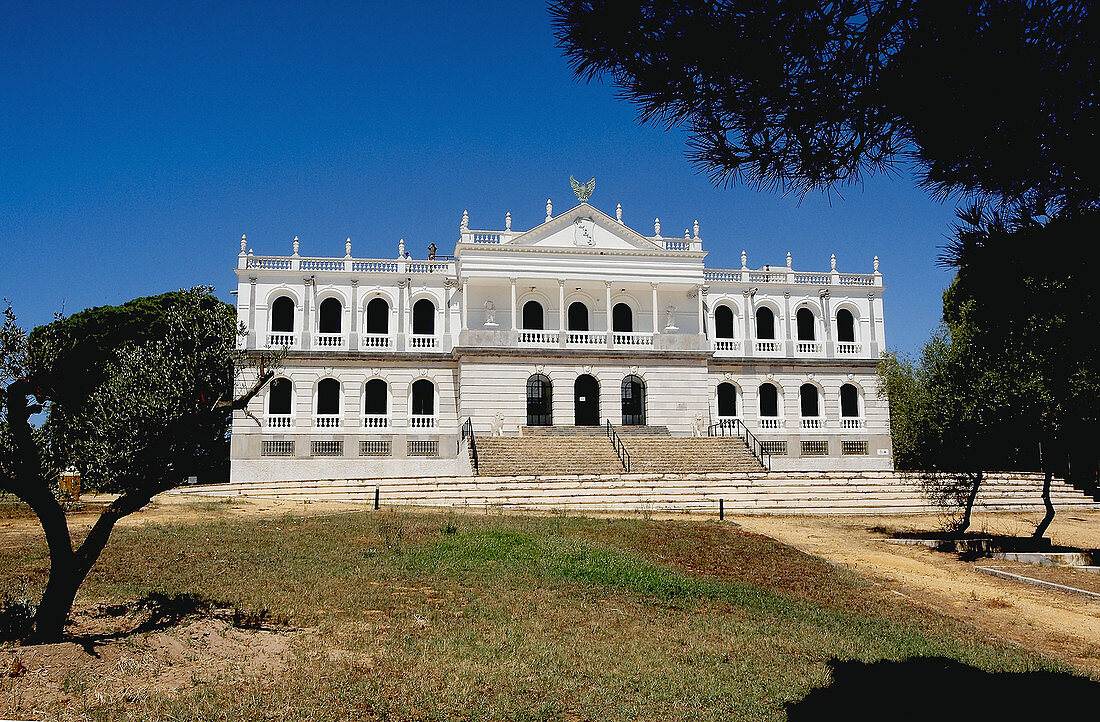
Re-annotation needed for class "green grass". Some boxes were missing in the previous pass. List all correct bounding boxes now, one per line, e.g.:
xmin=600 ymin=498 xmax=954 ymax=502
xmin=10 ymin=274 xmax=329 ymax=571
xmin=0 ymin=508 xmax=1082 ymax=720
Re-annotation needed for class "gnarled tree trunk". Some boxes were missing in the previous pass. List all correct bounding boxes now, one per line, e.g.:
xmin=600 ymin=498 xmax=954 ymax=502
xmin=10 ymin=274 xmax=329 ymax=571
xmin=958 ymin=470 xmax=983 ymax=534
xmin=1033 ymin=469 xmax=1055 ymax=540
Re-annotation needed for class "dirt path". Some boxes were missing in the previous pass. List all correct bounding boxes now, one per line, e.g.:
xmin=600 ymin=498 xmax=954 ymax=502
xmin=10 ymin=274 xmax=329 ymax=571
xmin=732 ymin=511 xmax=1100 ymax=676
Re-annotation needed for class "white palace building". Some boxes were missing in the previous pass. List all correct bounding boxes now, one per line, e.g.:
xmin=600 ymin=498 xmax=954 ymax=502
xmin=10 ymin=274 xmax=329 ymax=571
xmin=230 ymin=188 xmax=890 ymax=483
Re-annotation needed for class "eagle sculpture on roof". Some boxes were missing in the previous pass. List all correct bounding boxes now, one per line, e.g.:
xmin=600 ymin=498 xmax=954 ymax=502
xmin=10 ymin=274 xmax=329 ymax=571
xmin=570 ymin=175 xmax=595 ymax=202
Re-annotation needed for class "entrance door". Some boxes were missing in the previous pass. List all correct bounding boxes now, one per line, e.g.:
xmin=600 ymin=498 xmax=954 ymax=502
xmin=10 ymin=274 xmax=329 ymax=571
xmin=574 ymin=374 xmax=600 ymax=426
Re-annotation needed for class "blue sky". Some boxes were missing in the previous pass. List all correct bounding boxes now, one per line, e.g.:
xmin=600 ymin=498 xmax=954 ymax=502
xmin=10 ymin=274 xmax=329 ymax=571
xmin=1 ymin=0 xmax=959 ymax=355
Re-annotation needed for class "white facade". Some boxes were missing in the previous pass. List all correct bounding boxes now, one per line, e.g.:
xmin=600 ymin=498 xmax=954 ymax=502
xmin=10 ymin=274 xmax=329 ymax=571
xmin=231 ymin=197 xmax=890 ymax=481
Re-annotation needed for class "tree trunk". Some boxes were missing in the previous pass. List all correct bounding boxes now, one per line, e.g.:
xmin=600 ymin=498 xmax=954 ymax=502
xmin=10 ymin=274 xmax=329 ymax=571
xmin=958 ymin=470 xmax=983 ymax=534
xmin=1033 ymin=469 xmax=1055 ymax=539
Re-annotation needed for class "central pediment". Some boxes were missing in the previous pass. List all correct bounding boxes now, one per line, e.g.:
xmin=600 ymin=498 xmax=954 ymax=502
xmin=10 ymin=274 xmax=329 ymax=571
xmin=506 ymin=203 xmax=665 ymax=251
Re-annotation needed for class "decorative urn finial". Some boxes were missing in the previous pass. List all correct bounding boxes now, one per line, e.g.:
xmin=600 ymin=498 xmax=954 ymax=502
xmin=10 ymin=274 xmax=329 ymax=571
xmin=684 ymin=228 xmax=690 ymax=239
xmin=786 ymin=251 xmax=792 ymax=268
xmin=545 ymin=198 xmax=553 ymax=222
xmin=505 ymin=211 xmax=511 ymax=231
xmin=616 ymin=203 xmax=623 ymax=223
xmin=874 ymin=255 xmax=880 ymax=272
xmin=830 ymin=253 xmax=837 ymax=271
xmin=345 ymin=237 xmax=352 ymax=258
xmin=398 ymin=238 xmax=406 ymax=258
xmin=292 ymin=236 xmax=300 ymax=256
xmin=654 ymin=217 xmax=661 ymax=237
xmin=693 ymin=219 xmax=700 ymax=239
xmin=460 ymin=209 xmax=469 ymax=231
xmin=741 ymin=250 xmax=748 ymax=269
xmin=240 ymin=234 xmax=247 ymax=254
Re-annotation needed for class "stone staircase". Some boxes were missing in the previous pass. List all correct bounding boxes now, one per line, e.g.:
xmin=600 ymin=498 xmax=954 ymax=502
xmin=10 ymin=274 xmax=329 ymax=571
xmin=175 ymin=471 xmax=1100 ymax=516
xmin=474 ymin=426 xmax=763 ymax=476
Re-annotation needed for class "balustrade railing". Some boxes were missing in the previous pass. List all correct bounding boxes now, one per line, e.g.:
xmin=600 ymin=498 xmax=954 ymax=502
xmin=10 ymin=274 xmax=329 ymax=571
xmin=565 ymin=330 xmax=604 ymax=346
xmin=796 ymin=341 xmax=822 ymax=353
xmin=360 ymin=333 xmax=392 ymax=349
xmin=707 ymin=418 xmax=771 ymax=471
xmin=351 ymin=260 xmax=399 ymax=273
xmin=266 ymin=414 xmax=293 ymax=428
xmin=759 ymin=418 xmax=782 ymax=429
xmin=314 ymin=415 xmax=341 ymax=428
xmin=407 ymin=334 xmax=438 ymax=349
xmin=362 ymin=414 xmax=389 ymax=429
xmin=267 ymin=333 xmax=297 ymax=348
xmin=612 ymin=332 xmax=653 ymax=346
xmin=246 ymin=254 xmax=454 ymax=274
xmin=841 ymin=418 xmax=865 ymax=429
xmin=755 ymin=340 xmax=781 ymax=353
xmin=605 ymin=420 xmax=631 ymax=472
xmin=314 ymin=333 xmax=345 ymax=348
xmin=700 ymin=268 xmax=879 ymax=286
xmin=836 ymin=342 xmax=862 ymax=354
xmin=518 ymin=330 xmax=556 ymax=345
xmin=801 ymin=418 xmax=825 ymax=429
xmin=409 ymin=414 xmax=436 ymax=429
xmin=715 ymin=339 xmax=742 ymax=352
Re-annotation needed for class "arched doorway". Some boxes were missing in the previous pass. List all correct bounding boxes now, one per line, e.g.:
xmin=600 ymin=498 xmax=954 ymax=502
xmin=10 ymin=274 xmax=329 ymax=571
xmin=366 ymin=297 xmax=389 ymax=334
xmin=612 ymin=303 xmax=632 ymax=332
xmin=412 ymin=299 xmax=435 ymax=335
xmin=621 ymin=375 xmax=645 ymax=426
xmin=271 ymin=296 xmax=295 ymax=332
xmin=568 ymin=302 xmax=589 ymax=331
xmin=318 ymin=298 xmax=342 ymax=334
xmin=717 ymin=382 xmax=737 ymax=418
xmin=573 ymin=374 xmax=599 ymax=426
xmin=522 ymin=301 xmax=544 ymax=330
xmin=526 ymin=374 xmax=552 ymax=426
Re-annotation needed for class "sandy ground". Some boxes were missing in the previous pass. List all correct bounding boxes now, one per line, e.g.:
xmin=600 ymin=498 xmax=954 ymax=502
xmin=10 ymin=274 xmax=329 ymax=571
xmin=730 ymin=511 xmax=1100 ymax=675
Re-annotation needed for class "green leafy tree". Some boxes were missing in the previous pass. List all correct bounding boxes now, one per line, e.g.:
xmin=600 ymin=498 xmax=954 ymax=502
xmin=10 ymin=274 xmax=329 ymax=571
xmin=552 ymin=1 xmax=1097 ymax=214
xmin=0 ymin=288 xmax=278 ymax=642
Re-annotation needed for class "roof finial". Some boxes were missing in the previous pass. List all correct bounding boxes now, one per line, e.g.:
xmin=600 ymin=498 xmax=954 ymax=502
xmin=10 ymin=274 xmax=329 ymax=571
xmin=741 ymin=250 xmax=748 ymax=269
xmin=460 ymin=209 xmax=469 ymax=231
xmin=398 ymin=238 xmax=405 ymax=258
xmin=345 ymin=237 xmax=352 ymax=258
xmin=830 ymin=253 xmax=837 ymax=271
xmin=240 ymin=234 xmax=247 ymax=254
xmin=874 ymin=255 xmax=880 ymax=272
xmin=786 ymin=251 xmax=792 ymax=268
xmin=616 ymin=203 xmax=623 ymax=223
xmin=545 ymin=198 xmax=553 ymax=222
xmin=570 ymin=175 xmax=595 ymax=202
xmin=654 ymin=217 xmax=661 ymax=237
xmin=693 ymin=219 xmax=700 ymax=239
xmin=292 ymin=236 xmax=300 ymax=256
xmin=505 ymin=211 xmax=511 ymax=231
xmin=684 ymin=228 xmax=690 ymax=239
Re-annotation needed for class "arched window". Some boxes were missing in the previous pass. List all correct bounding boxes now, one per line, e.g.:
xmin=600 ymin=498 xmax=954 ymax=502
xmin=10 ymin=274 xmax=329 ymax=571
xmin=841 ymin=384 xmax=860 ymax=417
xmin=412 ymin=299 xmax=435 ymax=335
xmin=318 ymin=298 xmax=342 ymax=334
xmin=714 ymin=305 xmax=735 ymax=339
xmin=522 ymin=301 xmax=544 ymax=330
xmin=316 ymin=378 xmax=341 ymax=415
xmin=612 ymin=303 xmax=633 ymax=332
xmin=268 ymin=378 xmax=292 ymax=415
xmin=800 ymin=384 xmax=820 ymax=417
xmin=568 ymin=302 xmax=589 ymax=331
xmin=526 ymin=374 xmax=552 ymax=426
xmin=759 ymin=383 xmax=779 ymax=417
xmin=621 ymin=375 xmax=646 ymax=426
xmin=717 ymin=383 xmax=737 ymax=418
xmin=756 ymin=307 xmax=776 ymax=340
xmin=837 ymin=309 xmax=856 ymax=343
xmin=271 ymin=296 xmax=295 ymax=332
xmin=411 ymin=379 xmax=434 ymax=416
xmin=366 ymin=297 xmax=389 ymax=334
xmin=796 ymin=308 xmax=816 ymax=341
xmin=364 ymin=378 xmax=387 ymax=416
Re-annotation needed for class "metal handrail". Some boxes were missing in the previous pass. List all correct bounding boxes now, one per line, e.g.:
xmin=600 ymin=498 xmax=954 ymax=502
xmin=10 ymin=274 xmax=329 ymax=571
xmin=461 ymin=417 xmax=479 ymax=474
xmin=708 ymin=418 xmax=771 ymax=471
xmin=605 ymin=420 xmax=631 ymax=473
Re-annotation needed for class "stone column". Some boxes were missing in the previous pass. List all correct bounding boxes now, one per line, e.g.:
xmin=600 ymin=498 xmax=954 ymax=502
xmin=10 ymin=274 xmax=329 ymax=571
xmin=558 ymin=280 xmax=567 ymax=346
xmin=783 ymin=291 xmax=793 ymax=356
xmin=651 ymin=283 xmax=659 ymax=334
xmin=302 ymin=277 xmax=312 ymax=351
xmin=605 ymin=281 xmax=612 ymax=337
xmin=510 ymin=278 xmax=517 ymax=330
xmin=868 ymin=293 xmax=878 ymax=357
xmin=349 ymin=279 xmax=359 ymax=351
xmin=744 ymin=290 xmax=754 ymax=357
xmin=461 ymin=278 xmax=469 ymax=330
xmin=699 ymin=286 xmax=709 ymax=336
xmin=397 ymin=280 xmax=407 ymax=351
xmin=247 ymin=276 xmax=257 ymax=347
xmin=820 ymin=290 xmax=832 ymax=356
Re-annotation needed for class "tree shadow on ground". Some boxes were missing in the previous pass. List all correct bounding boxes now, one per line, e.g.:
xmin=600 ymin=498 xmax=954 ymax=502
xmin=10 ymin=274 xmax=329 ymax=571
xmin=788 ymin=657 xmax=1097 ymax=720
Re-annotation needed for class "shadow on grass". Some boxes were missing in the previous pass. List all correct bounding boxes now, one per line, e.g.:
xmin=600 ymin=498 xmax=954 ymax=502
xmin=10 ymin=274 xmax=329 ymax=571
xmin=788 ymin=657 xmax=1098 ymax=720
